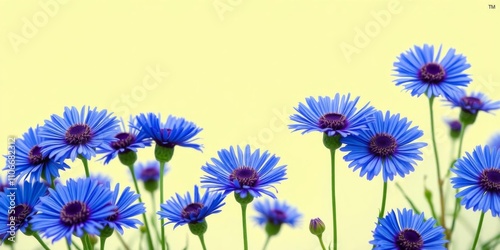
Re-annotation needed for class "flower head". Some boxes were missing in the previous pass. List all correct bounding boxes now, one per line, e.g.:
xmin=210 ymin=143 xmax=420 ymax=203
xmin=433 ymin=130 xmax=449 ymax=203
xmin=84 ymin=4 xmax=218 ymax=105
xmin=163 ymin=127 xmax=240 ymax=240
xmin=445 ymin=119 xmax=462 ymax=139
xmin=289 ymin=94 xmax=375 ymax=137
xmin=157 ymin=185 xmax=225 ymax=229
xmin=134 ymin=161 xmax=168 ymax=182
xmin=488 ymin=132 xmax=500 ymax=150
xmin=0 ymin=181 xmax=47 ymax=243
xmin=136 ymin=113 xmax=203 ymax=151
xmin=4 ymin=126 xmax=70 ymax=182
xmin=341 ymin=111 xmax=427 ymax=182
xmin=445 ymin=90 xmax=500 ymax=115
xmin=31 ymin=178 xmax=115 ymax=243
xmin=370 ymin=208 xmax=447 ymax=250
xmin=253 ymin=199 xmax=301 ymax=230
xmin=201 ymin=145 xmax=287 ymax=199
xmin=393 ymin=44 xmax=471 ymax=99
xmin=98 ymin=117 xmax=152 ymax=165
xmin=39 ymin=106 xmax=120 ymax=162
xmin=104 ymin=183 xmax=145 ymax=234
xmin=451 ymin=145 xmax=500 ymax=217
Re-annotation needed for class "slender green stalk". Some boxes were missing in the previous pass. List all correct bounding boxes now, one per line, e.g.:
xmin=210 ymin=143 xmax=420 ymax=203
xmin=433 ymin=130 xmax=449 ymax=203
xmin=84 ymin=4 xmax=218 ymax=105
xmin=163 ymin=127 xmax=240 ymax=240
xmin=71 ymin=241 xmax=81 ymax=250
xmin=377 ymin=181 xmax=388 ymax=220
xmin=198 ymin=234 xmax=207 ymax=250
xmin=329 ymin=149 xmax=338 ymax=250
xmin=159 ymin=160 xmax=167 ymax=250
xmin=33 ymin=232 xmax=51 ymax=250
xmin=116 ymin=233 xmax=131 ymax=250
xmin=395 ymin=183 xmax=420 ymax=214
xmin=127 ymin=165 xmax=155 ymax=250
xmin=100 ymin=237 xmax=106 ymax=250
xmin=449 ymin=124 xmax=467 ymax=244
xmin=80 ymin=157 xmax=90 ymax=178
xmin=262 ymin=236 xmax=271 ymax=250
xmin=151 ymin=192 xmax=161 ymax=241
xmin=428 ymin=98 xmax=447 ymax=231
xmin=471 ymin=212 xmax=485 ymax=250
xmin=9 ymin=243 xmax=14 ymax=250
xmin=241 ymin=203 xmax=249 ymax=250
xmin=316 ymin=235 xmax=327 ymax=250
xmin=81 ymin=234 xmax=91 ymax=250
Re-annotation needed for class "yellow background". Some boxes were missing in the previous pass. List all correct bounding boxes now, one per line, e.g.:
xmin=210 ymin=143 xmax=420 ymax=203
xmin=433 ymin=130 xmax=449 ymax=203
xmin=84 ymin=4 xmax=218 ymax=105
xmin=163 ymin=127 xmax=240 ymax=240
xmin=1 ymin=1 xmax=499 ymax=249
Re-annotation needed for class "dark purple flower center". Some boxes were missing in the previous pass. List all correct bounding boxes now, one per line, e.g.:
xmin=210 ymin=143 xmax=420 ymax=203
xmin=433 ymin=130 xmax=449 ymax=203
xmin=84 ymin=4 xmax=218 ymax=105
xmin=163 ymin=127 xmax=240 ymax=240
xmin=13 ymin=204 xmax=32 ymax=226
xmin=395 ymin=229 xmax=423 ymax=250
xmin=106 ymin=207 xmax=119 ymax=222
xmin=181 ymin=202 xmax=204 ymax=220
xmin=461 ymin=97 xmax=482 ymax=113
xmin=369 ymin=133 xmax=397 ymax=157
xmin=65 ymin=124 xmax=92 ymax=145
xmin=270 ymin=209 xmax=287 ymax=224
xmin=60 ymin=201 xmax=90 ymax=226
xmin=229 ymin=166 xmax=259 ymax=187
xmin=28 ymin=145 xmax=44 ymax=165
xmin=141 ymin=167 xmax=160 ymax=181
xmin=111 ymin=132 xmax=136 ymax=150
xmin=479 ymin=168 xmax=500 ymax=193
xmin=158 ymin=129 xmax=175 ymax=147
xmin=418 ymin=63 xmax=446 ymax=84
xmin=319 ymin=113 xmax=347 ymax=130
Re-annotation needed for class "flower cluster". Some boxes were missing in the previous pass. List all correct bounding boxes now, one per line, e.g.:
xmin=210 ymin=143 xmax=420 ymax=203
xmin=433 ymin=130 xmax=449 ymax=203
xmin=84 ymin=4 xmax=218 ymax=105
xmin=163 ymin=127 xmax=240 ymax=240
xmin=2 ymin=43 xmax=499 ymax=250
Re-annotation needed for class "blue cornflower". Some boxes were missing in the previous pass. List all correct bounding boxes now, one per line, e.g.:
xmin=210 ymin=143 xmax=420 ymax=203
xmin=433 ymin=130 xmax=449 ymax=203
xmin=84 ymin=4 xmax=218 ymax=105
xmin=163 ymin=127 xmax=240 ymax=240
xmin=201 ymin=145 xmax=287 ymax=199
xmin=289 ymin=94 xmax=375 ymax=137
xmin=445 ymin=90 xmax=500 ymax=115
xmin=0 ymin=181 xmax=47 ymax=243
xmin=253 ymin=199 xmax=302 ymax=228
xmin=5 ymin=126 xmax=70 ymax=182
xmin=451 ymin=145 xmax=500 ymax=217
xmin=341 ymin=111 xmax=427 ymax=182
xmin=370 ymin=208 xmax=447 ymax=250
xmin=104 ymin=183 xmax=145 ymax=234
xmin=157 ymin=185 xmax=225 ymax=229
xmin=39 ymin=106 xmax=120 ymax=162
xmin=393 ymin=44 xmax=471 ymax=99
xmin=136 ymin=113 xmax=203 ymax=151
xmin=98 ymin=117 xmax=152 ymax=165
xmin=134 ymin=161 xmax=168 ymax=182
xmin=31 ymin=178 xmax=115 ymax=243
xmin=488 ymin=132 xmax=500 ymax=150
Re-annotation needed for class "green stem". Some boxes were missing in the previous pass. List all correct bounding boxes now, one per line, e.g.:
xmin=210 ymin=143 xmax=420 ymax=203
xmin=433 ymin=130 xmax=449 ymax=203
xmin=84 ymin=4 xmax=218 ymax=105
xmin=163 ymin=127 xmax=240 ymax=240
xmin=317 ymin=235 xmax=327 ymax=250
xmin=241 ymin=203 xmax=249 ymax=250
xmin=33 ymin=232 xmax=51 ymax=250
xmin=159 ymin=160 xmax=167 ymax=250
xmin=395 ymin=183 xmax=420 ymax=214
xmin=428 ymin=98 xmax=447 ymax=231
xmin=377 ymin=181 xmax=388 ymax=220
xmin=262 ymin=235 xmax=271 ymax=250
xmin=127 ymin=165 xmax=155 ymax=250
xmin=71 ymin=241 xmax=81 ymax=250
xmin=471 ymin=212 xmax=485 ymax=250
xmin=80 ymin=157 xmax=90 ymax=178
xmin=449 ymin=123 xmax=467 ymax=245
xmin=329 ymin=149 xmax=338 ymax=250
xmin=151 ymin=192 xmax=161 ymax=241
xmin=100 ymin=237 xmax=106 ymax=250
xmin=198 ymin=234 xmax=207 ymax=250
xmin=116 ymin=233 xmax=130 ymax=250
xmin=81 ymin=234 xmax=91 ymax=250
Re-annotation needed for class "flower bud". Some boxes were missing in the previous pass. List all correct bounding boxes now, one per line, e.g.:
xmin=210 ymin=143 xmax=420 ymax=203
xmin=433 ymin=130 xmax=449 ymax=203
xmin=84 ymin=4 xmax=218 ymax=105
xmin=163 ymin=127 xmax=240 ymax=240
xmin=309 ymin=218 xmax=325 ymax=236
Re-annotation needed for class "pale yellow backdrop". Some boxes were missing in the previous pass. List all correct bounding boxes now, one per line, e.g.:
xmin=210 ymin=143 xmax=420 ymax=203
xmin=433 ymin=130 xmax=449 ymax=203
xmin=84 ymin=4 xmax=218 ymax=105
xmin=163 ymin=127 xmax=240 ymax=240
xmin=1 ymin=1 xmax=499 ymax=250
